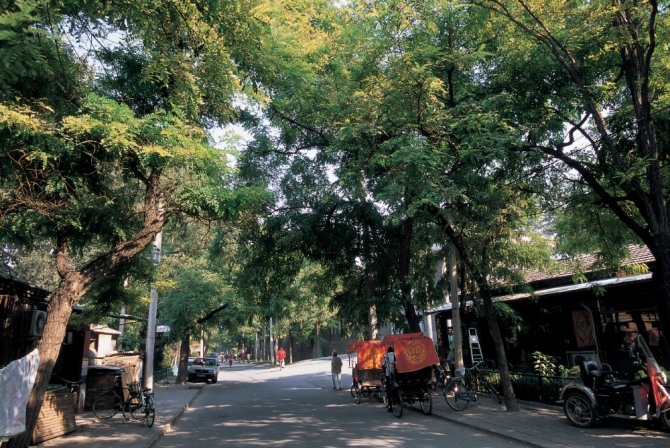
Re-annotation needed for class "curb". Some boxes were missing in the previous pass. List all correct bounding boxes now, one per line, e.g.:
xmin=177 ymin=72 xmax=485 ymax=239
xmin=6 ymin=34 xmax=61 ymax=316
xmin=427 ymin=408 xmax=548 ymax=448
xmin=415 ymin=395 xmax=569 ymax=448
xmin=146 ymin=385 xmax=204 ymax=448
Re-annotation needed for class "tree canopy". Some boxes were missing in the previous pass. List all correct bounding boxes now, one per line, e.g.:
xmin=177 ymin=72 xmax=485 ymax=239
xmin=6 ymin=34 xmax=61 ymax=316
xmin=4 ymin=1 xmax=670 ymax=441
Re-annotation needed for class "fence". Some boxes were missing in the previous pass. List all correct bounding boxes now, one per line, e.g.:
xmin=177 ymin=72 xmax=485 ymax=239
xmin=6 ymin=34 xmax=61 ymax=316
xmin=478 ymin=368 xmax=577 ymax=405
xmin=155 ymin=366 xmax=177 ymax=383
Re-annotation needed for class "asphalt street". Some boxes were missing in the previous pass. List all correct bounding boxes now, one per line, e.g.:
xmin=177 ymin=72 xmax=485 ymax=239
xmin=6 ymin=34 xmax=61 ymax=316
xmin=158 ymin=359 xmax=526 ymax=448
xmin=33 ymin=358 xmax=670 ymax=448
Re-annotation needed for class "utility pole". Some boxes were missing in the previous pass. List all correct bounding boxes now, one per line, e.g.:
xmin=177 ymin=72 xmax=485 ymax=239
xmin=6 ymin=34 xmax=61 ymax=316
xmin=145 ymin=231 xmax=161 ymax=391
xmin=448 ymin=245 xmax=465 ymax=377
xmin=269 ymin=317 xmax=274 ymax=365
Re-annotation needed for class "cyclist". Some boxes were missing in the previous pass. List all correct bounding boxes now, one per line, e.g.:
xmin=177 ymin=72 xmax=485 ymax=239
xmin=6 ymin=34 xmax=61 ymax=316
xmin=382 ymin=346 xmax=396 ymax=389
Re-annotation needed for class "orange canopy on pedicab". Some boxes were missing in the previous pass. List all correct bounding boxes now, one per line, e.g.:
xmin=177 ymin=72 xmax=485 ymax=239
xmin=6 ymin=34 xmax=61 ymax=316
xmin=347 ymin=340 xmax=385 ymax=370
xmin=381 ymin=333 xmax=439 ymax=374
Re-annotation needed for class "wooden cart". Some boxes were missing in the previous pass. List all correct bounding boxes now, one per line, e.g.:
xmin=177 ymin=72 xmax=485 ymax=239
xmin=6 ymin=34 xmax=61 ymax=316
xmin=347 ymin=340 xmax=386 ymax=404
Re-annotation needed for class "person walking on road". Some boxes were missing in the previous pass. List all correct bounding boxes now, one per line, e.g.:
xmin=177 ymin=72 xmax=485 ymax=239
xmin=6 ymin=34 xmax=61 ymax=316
xmin=331 ymin=350 xmax=343 ymax=390
xmin=277 ymin=347 xmax=287 ymax=370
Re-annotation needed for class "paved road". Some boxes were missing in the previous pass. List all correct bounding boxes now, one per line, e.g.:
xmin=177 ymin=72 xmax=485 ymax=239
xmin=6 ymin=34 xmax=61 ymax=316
xmin=33 ymin=357 xmax=669 ymax=448
xmin=157 ymin=360 xmax=528 ymax=448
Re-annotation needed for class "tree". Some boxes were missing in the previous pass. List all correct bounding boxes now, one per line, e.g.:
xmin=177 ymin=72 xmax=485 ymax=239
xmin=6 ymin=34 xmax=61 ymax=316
xmin=237 ymin=1 xmax=559 ymax=412
xmin=469 ymin=0 xmax=670 ymax=355
xmin=157 ymin=235 xmax=234 ymax=382
xmin=239 ymin=0 xmax=453 ymax=333
xmin=0 ymin=2 xmax=270 ymax=446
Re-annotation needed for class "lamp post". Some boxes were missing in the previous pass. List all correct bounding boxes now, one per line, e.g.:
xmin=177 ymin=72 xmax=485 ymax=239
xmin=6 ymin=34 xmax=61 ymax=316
xmin=145 ymin=231 xmax=162 ymax=391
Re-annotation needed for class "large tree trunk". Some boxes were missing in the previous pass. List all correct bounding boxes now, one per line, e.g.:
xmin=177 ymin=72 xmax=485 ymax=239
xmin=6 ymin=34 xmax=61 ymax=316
xmin=481 ymin=288 xmax=519 ymax=411
xmin=399 ymin=217 xmax=421 ymax=332
xmin=367 ymin=305 xmax=378 ymax=340
xmin=314 ymin=321 xmax=321 ymax=358
xmin=4 ymin=173 xmax=165 ymax=448
xmin=367 ymin=210 xmax=421 ymax=332
xmin=364 ymin=265 xmax=379 ymax=340
xmin=448 ymin=246 xmax=466 ymax=375
xmin=5 ymin=285 xmax=75 ymax=448
xmin=652 ymin=250 xmax=670 ymax=358
xmin=176 ymin=336 xmax=190 ymax=384
xmin=402 ymin=285 xmax=421 ymax=333
xmin=434 ymin=214 xmax=520 ymax=412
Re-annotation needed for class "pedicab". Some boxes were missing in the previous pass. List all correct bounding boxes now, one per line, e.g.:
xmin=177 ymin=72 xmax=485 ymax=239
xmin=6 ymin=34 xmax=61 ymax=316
xmin=347 ymin=340 xmax=386 ymax=404
xmin=381 ymin=333 xmax=440 ymax=418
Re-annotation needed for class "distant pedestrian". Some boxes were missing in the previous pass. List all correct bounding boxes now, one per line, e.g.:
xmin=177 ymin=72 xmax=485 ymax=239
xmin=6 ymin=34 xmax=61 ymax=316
xmin=331 ymin=350 xmax=343 ymax=390
xmin=277 ymin=347 xmax=287 ymax=370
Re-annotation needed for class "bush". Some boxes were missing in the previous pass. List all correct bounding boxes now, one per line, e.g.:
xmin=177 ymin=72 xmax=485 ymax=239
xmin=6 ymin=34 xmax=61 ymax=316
xmin=532 ymin=351 xmax=557 ymax=377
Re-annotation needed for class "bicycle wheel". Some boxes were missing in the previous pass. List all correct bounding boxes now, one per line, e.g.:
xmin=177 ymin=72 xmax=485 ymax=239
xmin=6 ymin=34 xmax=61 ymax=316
xmin=390 ymin=389 xmax=403 ymax=418
xmin=381 ymin=388 xmax=391 ymax=411
xmin=355 ymin=384 xmax=362 ymax=404
xmin=128 ymin=396 xmax=146 ymax=421
xmin=145 ymin=395 xmax=155 ymax=428
xmin=419 ymin=390 xmax=432 ymax=415
xmin=93 ymin=393 xmax=119 ymax=419
xmin=444 ymin=379 xmax=470 ymax=411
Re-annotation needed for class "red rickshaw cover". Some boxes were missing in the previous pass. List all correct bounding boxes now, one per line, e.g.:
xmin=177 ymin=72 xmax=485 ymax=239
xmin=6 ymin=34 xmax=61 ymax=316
xmin=381 ymin=333 xmax=439 ymax=373
xmin=347 ymin=340 xmax=385 ymax=370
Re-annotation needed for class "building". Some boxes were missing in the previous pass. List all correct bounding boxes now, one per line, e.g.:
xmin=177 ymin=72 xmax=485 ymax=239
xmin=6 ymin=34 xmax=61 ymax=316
xmin=427 ymin=245 xmax=667 ymax=372
xmin=0 ymin=271 xmax=49 ymax=368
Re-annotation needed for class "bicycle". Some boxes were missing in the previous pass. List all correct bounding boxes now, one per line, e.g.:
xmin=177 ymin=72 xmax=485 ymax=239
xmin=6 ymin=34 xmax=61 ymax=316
xmin=443 ymin=361 xmax=502 ymax=411
xmin=138 ymin=387 xmax=155 ymax=427
xmin=93 ymin=376 xmax=156 ymax=427
xmin=52 ymin=376 xmax=81 ymax=413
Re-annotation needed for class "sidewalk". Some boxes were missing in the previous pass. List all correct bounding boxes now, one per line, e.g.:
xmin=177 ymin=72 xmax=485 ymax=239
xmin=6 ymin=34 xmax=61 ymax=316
xmin=32 ymin=371 xmax=668 ymax=448
xmin=427 ymin=394 xmax=667 ymax=448
xmin=32 ymin=382 xmax=203 ymax=448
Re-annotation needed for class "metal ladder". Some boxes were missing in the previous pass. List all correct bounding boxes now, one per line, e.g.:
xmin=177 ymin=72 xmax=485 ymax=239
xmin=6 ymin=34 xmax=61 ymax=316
xmin=468 ymin=328 xmax=484 ymax=365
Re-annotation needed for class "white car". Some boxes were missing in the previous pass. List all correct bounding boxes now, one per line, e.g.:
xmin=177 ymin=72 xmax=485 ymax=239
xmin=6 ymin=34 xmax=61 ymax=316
xmin=187 ymin=357 xmax=218 ymax=383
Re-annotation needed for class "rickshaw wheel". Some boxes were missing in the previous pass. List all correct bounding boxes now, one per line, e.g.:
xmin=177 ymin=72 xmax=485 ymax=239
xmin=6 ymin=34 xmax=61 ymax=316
xmin=563 ymin=392 xmax=596 ymax=428
xmin=659 ymin=402 xmax=670 ymax=431
xmin=355 ymin=385 xmax=362 ymax=404
xmin=420 ymin=391 xmax=432 ymax=415
xmin=391 ymin=390 xmax=403 ymax=418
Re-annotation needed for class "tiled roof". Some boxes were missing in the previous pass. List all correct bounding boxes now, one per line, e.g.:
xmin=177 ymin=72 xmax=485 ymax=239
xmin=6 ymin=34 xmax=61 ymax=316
xmin=425 ymin=244 xmax=655 ymax=315
xmin=523 ymin=244 xmax=654 ymax=284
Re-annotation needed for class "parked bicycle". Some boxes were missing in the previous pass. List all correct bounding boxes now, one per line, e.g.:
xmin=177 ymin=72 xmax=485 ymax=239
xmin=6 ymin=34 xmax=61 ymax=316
xmin=443 ymin=361 xmax=502 ymax=411
xmin=92 ymin=375 xmax=155 ymax=427
xmin=51 ymin=376 xmax=81 ymax=413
